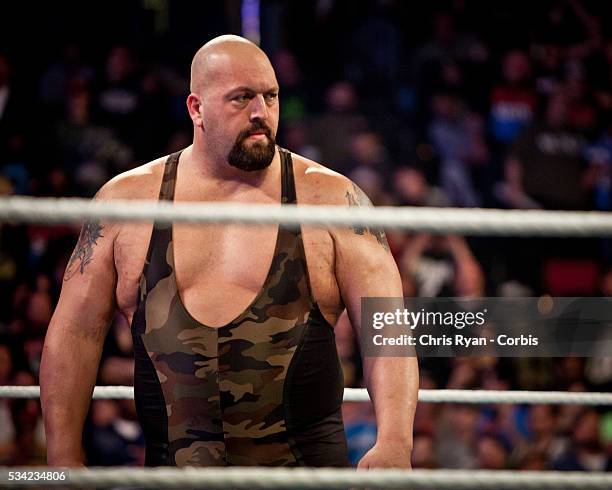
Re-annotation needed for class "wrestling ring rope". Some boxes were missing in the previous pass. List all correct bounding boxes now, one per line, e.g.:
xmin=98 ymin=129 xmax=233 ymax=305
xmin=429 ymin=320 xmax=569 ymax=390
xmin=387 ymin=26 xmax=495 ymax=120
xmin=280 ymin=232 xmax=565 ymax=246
xmin=1 ymin=385 xmax=612 ymax=405
xmin=0 ymin=196 xmax=610 ymax=488
xmin=0 ymin=196 xmax=611 ymax=235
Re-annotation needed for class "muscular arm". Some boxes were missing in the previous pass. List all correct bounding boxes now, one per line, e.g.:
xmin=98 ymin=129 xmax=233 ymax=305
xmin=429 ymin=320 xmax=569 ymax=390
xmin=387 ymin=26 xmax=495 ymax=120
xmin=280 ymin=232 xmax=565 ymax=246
xmin=333 ymin=183 xmax=418 ymax=468
xmin=40 ymin=193 xmax=118 ymax=466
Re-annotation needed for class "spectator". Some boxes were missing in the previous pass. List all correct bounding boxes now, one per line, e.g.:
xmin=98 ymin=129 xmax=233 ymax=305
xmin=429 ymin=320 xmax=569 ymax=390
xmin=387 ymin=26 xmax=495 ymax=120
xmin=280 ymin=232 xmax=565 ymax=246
xmin=428 ymin=92 xmax=488 ymax=206
xmin=272 ymin=50 xmax=308 ymax=124
xmin=411 ymin=10 xmax=489 ymax=122
xmin=489 ymin=50 xmax=537 ymax=147
xmin=564 ymin=68 xmax=598 ymax=135
xmin=39 ymin=42 xmax=94 ymax=117
xmin=349 ymin=2 xmax=402 ymax=97
xmin=10 ymin=371 xmax=45 ymax=465
xmin=477 ymin=435 xmax=510 ymax=469
xmin=345 ymin=129 xmax=394 ymax=202
xmin=94 ymin=45 xmax=141 ymax=146
xmin=553 ymin=409 xmax=612 ymax=471
xmin=308 ymin=81 xmax=368 ymax=169
xmin=590 ymin=39 xmax=612 ymax=113
xmin=584 ymin=114 xmax=612 ymax=211
xmin=132 ymin=67 xmax=174 ymax=161
xmin=583 ymin=267 xmax=612 ymax=392
xmin=342 ymin=401 xmax=377 ymax=467
xmin=394 ymin=165 xmax=450 ymax=208
xmin=84 ymin=400 xmax=144 ymax=466
xmin=282 ymin=120 xmax=321 ymax=162
xmin=0 ymin=54 xmax=31 ymax=173
xmin=412 ymin=434 xmax=437 ymax=468
xmin=512 ymin=405 xmax=567 ymax=468
xmin=55 ymin=84 xmax=133 ymax=195
xmin=99 ymin=315 xmax=134 ymax=386
xmin=497 ymin=93 xmax=590 ymax=210
xmin=436 ymin=404 xmax=479 ymax=469
xmin=400 ymin=233 xmax=484 ymax=298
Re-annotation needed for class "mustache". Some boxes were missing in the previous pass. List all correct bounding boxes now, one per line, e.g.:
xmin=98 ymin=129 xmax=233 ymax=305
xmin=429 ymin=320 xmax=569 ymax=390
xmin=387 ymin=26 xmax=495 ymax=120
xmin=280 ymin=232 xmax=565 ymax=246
xmin=237 ymin=121 xmax=274 ymax=142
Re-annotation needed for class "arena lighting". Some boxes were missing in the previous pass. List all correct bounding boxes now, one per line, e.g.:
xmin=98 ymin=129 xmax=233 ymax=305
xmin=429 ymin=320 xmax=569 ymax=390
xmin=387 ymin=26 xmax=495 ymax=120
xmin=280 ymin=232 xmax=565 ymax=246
xmin=242 ymin=0 xmax=261 ymax=45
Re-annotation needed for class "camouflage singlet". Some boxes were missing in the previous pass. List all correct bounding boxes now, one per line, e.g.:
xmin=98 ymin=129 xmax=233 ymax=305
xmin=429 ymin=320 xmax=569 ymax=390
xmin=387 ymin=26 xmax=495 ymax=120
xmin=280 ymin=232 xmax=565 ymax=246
xmin=131 ymin=148 xmax=349 ymax=467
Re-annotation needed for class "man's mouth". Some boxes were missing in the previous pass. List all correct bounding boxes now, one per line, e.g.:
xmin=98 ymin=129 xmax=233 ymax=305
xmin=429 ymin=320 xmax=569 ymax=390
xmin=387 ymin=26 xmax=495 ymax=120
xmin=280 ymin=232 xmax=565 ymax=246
xmin=247 ymin=131 xmax=268 ymax=140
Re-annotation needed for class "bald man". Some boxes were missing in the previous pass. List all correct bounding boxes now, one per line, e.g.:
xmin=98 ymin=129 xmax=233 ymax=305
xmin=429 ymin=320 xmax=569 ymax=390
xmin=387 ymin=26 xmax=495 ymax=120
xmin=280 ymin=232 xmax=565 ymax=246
xmin=40 ymin=35 xmax=418 ymax=468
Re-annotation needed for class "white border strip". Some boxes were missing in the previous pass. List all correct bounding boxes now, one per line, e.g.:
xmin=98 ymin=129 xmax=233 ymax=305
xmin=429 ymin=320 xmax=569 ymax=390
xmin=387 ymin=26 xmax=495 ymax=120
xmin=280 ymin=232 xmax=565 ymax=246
xmin=0 ymin=467 xmax=610 ymax=489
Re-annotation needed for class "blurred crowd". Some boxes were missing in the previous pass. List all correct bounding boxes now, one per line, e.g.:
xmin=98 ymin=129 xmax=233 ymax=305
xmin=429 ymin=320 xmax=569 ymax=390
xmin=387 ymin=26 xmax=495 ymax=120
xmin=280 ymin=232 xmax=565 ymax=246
xmin=0 ymin=0 xmax=611 ymax=471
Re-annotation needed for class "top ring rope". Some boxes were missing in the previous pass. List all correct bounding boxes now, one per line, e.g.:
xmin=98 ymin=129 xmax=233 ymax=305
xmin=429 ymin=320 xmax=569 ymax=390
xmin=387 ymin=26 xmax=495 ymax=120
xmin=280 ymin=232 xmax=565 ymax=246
xmin=0 ymin=196 xmax=611 ymax=236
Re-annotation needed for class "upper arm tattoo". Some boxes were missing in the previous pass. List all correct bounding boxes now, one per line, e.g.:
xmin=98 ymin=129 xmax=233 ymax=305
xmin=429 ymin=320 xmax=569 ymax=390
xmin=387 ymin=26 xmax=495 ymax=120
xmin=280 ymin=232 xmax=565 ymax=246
xmin=345 ymin=183 xmax=390 ymax=252
xmin=64 ymin=220 xmax=104 ymax=281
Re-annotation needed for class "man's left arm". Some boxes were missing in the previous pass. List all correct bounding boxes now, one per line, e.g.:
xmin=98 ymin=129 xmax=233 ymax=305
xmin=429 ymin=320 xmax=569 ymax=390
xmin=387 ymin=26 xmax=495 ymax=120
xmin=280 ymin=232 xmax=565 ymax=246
xmin=332 ymin=182 xmax=418 ymax=469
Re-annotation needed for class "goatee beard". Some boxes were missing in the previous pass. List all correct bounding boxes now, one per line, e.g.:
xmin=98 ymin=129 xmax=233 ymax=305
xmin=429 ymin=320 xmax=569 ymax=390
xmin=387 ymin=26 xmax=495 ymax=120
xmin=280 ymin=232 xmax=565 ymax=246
xmin=227 ymin=122 xmax=276 ymax=172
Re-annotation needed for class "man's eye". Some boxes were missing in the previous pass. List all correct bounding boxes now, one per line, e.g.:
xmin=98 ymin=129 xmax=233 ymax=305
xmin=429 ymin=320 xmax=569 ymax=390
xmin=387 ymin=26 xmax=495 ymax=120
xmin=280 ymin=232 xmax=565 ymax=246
xmin=265 ymin=93 xmax=278 ymax=101
xmin=234 ymin=95 xmax=250 ymax=102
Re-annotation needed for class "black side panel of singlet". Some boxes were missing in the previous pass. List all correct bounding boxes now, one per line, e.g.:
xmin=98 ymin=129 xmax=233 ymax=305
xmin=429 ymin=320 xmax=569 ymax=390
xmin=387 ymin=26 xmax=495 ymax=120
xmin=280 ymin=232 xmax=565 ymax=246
xmin=133 ymin=327 xmax=170 ymax=466
xmin=280 ymin=148 xmax=349 ymax=467
xmin=132 ymin=151 xmax=181 ymax=467
xmin=283 ymin=304 xmax=349 ymax=467
xmin=133 ymin=225 xmax=173 ymax=466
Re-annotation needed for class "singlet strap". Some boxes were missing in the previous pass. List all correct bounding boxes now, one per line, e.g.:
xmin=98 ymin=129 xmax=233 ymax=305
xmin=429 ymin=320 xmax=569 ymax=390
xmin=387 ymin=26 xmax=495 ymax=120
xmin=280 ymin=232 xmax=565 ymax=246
xmin=279 ymin=147 xmax=297 ymax=205
xmin=141 ymin=150 xmax=182 ymax=283
xmin=158 ymin=150 xmax=182 ymax=201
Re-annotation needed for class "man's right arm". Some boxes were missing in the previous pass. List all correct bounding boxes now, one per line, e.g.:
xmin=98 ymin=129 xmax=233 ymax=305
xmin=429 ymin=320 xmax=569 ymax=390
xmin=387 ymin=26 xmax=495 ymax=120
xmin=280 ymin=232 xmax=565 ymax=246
xmin=40 ymin=190 xmax=119 ymax=467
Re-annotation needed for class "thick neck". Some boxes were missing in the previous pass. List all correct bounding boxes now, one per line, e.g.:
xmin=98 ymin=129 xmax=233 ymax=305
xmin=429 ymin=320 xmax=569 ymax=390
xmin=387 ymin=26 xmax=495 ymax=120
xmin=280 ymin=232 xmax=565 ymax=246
xmin=172 ymin=145 xmax=281 ymax=205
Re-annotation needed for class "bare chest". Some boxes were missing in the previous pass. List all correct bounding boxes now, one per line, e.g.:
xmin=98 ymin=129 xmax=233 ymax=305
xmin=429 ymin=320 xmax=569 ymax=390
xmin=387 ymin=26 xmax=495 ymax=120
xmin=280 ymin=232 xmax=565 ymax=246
xmin=114 ymin=222 xmax=340 ymax=327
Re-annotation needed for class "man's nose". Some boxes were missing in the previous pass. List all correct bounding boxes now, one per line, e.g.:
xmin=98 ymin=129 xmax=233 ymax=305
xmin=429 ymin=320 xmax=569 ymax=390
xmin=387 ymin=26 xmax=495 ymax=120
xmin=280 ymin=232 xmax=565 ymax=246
xmin=249 ymin=94 xmax=268 ymax=121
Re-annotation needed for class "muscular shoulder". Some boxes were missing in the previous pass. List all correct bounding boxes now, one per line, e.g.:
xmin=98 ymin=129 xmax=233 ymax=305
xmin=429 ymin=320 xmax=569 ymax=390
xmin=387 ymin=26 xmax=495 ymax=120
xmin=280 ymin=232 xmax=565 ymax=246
xmin=290 ymin=150 xmax=390 ymax=253
xmin=95 ymin=156 xmax=167 ymax=201
xmin=290 ymin=152 xmax=366 ymax=207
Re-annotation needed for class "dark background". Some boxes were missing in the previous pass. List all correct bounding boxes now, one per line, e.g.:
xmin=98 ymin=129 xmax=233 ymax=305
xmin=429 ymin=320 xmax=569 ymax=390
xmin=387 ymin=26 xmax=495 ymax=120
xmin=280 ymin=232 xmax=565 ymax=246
xmin=0 ymin=0 xmax=611 ymax=471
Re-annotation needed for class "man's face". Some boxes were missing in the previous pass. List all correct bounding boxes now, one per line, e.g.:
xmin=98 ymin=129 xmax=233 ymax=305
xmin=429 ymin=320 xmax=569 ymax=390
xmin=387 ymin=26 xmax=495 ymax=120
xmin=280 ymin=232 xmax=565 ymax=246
xmin=197 ymin=50 xmax=280 ymax=171
xmin=226 ymin=105 xmax=277 ymax=172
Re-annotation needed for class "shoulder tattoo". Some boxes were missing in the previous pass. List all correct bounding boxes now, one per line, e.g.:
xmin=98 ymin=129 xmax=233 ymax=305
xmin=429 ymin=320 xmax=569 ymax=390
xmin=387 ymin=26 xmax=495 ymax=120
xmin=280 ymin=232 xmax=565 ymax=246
xmin=64 ymin=220 xmax=104 ymax=281
xmin=345 ymin=183 xmax=389 ymax=252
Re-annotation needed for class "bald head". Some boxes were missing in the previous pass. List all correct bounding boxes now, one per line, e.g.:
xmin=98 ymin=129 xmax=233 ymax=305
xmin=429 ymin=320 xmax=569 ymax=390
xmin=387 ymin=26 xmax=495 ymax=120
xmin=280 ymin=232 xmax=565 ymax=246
xmin=190 ymin=35 xmax=273 ymax=93
xmin=186 ymin=34 xmax=280 ymax=172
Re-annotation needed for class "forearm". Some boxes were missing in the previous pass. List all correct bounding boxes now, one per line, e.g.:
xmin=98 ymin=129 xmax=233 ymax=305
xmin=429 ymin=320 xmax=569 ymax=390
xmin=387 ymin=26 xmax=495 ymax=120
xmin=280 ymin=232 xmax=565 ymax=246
xmin=363 ymin=356 xmax=418 ymax=446
xmin=505 ymin=158 xmax=523 ymax=190
xmin=40 ymin=322 xmax=105 ymax=465
xmin=446 ymin=235 xmax=473 ymax=261
xmin=401 ymin=234 xmax=430 ymax=266
xmin=334 ymin=178 xmax=419 ymax=467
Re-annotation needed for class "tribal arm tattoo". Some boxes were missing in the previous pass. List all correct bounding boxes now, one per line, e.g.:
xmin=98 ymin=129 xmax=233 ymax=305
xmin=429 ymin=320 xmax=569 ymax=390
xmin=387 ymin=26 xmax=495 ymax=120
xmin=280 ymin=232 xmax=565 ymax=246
xmin=345 ymin=183 xmax=390 ymax=252
xmin=63 ymin=220 xmax=104 ymax=281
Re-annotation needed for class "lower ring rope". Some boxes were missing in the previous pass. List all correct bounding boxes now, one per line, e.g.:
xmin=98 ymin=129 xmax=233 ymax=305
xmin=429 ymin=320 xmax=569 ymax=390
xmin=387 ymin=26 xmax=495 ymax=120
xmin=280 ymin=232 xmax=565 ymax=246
xmin=1 ymin=386 xmax=611 ymax=405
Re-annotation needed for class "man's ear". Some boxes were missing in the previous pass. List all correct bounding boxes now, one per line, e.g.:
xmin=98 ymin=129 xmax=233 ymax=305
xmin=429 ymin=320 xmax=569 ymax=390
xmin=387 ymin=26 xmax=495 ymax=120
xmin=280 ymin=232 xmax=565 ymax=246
xmin=186 ymin=94 xmax=204 ymax=129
